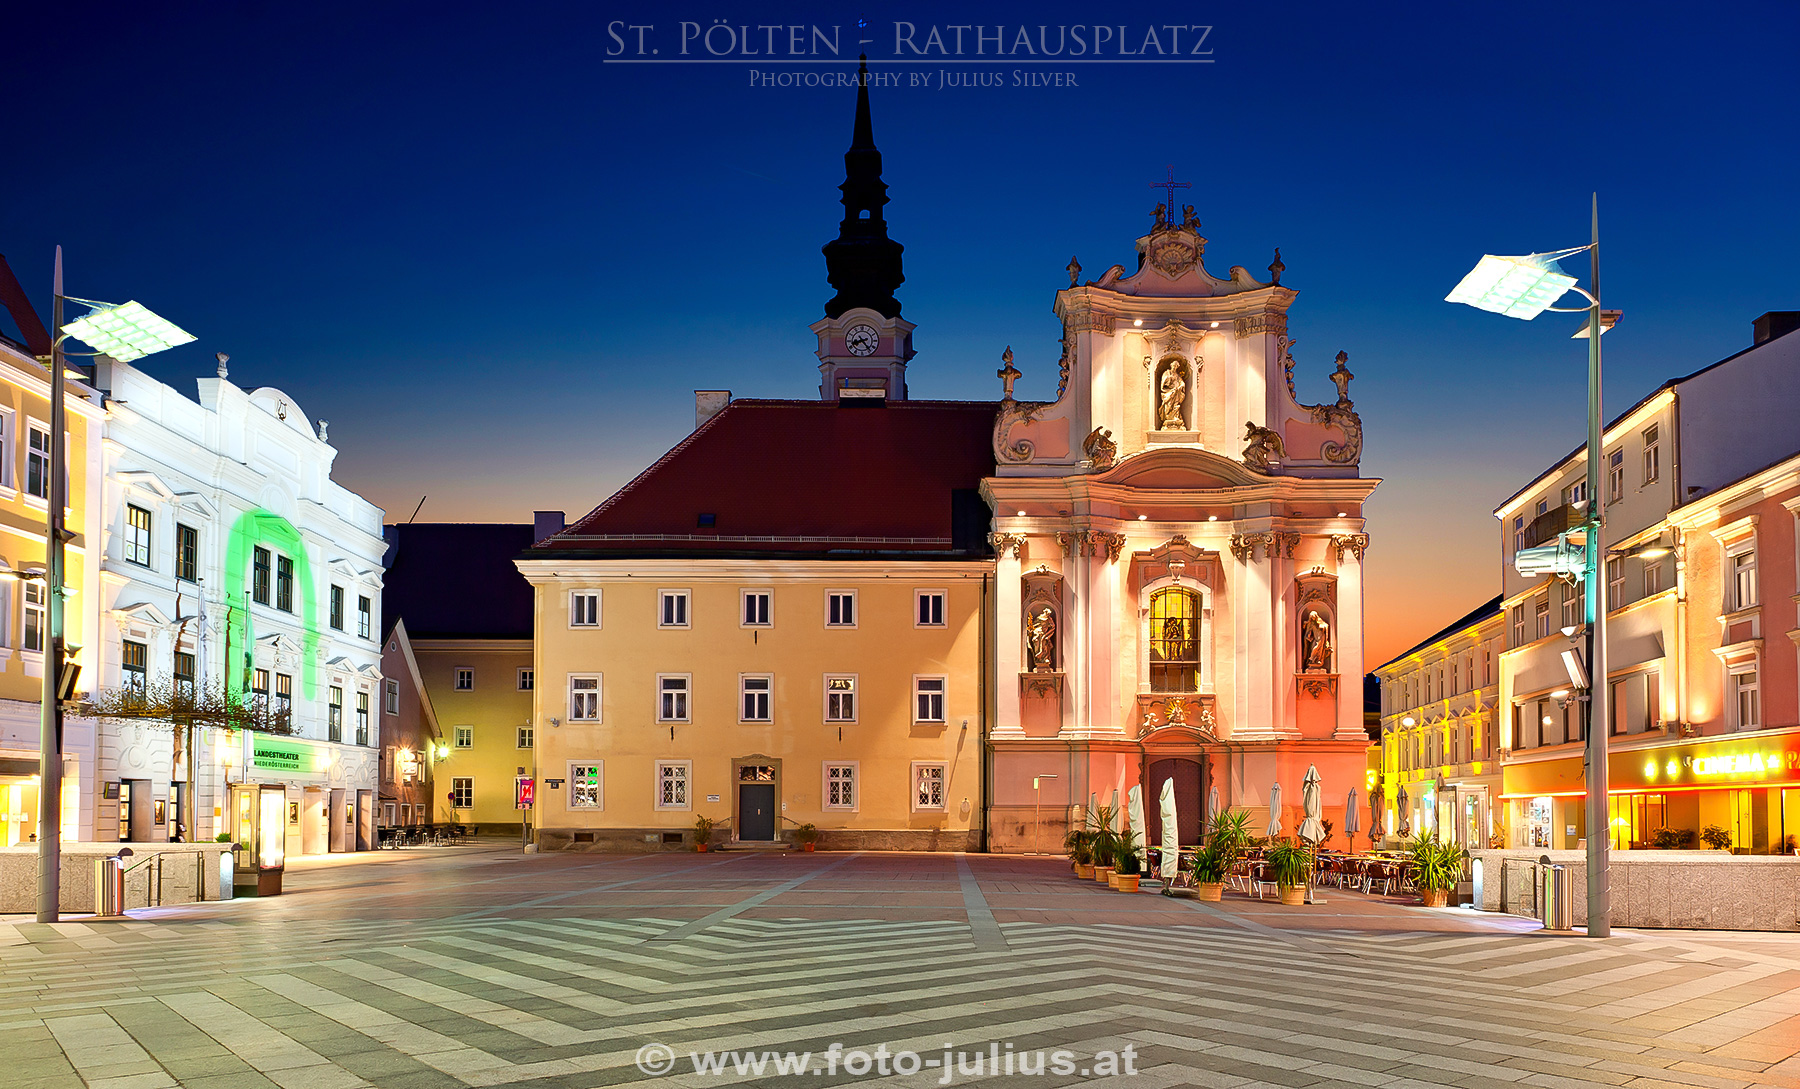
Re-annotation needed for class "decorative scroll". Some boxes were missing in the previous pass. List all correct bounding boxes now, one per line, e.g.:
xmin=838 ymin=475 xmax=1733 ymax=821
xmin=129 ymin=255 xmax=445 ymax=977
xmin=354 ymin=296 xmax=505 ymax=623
xmin=989 ymin=532 xmax=1026 ymax=559
xmin=1229 ymin=532 xmax=1277 ymax=562
xmin=1233 ymin=312 xmax=1287 ymax=339
xmin=993 ymin=399 xmax=1048 ymax=463
xmin=1330 ymin=533 xmax=1370 ymax=562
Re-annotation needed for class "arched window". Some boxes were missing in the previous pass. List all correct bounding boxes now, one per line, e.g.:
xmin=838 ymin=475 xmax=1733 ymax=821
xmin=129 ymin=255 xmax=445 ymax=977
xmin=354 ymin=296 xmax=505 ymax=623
xmin=1148 ymin=587 xmax=1202 ymax=692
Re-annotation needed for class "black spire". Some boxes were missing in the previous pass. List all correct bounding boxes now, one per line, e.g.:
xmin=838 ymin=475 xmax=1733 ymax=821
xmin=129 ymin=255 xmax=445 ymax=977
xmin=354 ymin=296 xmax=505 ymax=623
xmin=822 ymin=56 xmax=904 ymax=319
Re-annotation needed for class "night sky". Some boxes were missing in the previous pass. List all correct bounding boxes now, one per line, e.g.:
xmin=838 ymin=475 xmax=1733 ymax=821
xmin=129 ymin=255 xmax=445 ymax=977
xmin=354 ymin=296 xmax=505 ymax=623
xmin=3 ymin=2 xmax=1796 ymax=663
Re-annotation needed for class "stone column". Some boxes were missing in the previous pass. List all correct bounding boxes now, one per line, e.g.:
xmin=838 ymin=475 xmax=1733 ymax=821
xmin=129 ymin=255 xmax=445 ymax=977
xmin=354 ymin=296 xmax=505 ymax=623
xmin=992 ymin=533 xmax=1024 ymax=737
xmin=1336 ymin=539 xmax=1367 ymax=739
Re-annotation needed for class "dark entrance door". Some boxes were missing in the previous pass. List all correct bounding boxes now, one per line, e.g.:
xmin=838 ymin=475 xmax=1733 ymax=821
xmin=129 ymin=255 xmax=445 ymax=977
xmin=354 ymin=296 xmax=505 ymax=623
xmin=1145 ymin=758 xmax=1205 ymax=847
xmin=739 ymin=784 xmax=775 ymax=841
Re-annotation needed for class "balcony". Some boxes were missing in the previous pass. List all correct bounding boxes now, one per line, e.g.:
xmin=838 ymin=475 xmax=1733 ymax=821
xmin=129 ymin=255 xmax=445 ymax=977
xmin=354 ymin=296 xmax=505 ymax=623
xmin=1522 ymin=503 xmax=1582 ymax=550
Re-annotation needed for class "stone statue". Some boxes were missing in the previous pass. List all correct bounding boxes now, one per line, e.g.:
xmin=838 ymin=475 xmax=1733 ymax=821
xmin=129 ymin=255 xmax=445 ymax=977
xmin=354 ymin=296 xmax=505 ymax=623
xmin=1242 ymin=420 xmax=1287 ymax=470
xmin=1181 ymin=204 xmax=1199 ymax=230
xmin=1082 ymin=426 xmax=1117 ymax=471
xmin=1027 ymin=606 xmax=1057 ymax=672
xmin=1301 ymin=610 xmax=1332 ymax=672
xmin=1151 ymin=203 xmax=1167 ymax=230
xmin=1158 ymin=363 xmax=1187 ymax=430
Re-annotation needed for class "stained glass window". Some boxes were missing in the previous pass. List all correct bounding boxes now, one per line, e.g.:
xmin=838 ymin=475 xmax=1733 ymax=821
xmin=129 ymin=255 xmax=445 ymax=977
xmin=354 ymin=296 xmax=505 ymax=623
xmin=1149 ymin=588 xmax=1201 ymax=692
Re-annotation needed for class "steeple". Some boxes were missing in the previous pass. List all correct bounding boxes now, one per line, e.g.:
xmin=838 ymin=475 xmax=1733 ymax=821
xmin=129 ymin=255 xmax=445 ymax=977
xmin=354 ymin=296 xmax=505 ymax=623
xmin=822 ymin=56 xmax=904 ymax=319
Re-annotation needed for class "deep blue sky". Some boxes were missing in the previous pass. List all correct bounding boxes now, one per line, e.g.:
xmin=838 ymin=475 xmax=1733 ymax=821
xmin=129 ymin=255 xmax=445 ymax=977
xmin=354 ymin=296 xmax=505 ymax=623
xmin=3 ymin=2 xmax=1795 ymax=660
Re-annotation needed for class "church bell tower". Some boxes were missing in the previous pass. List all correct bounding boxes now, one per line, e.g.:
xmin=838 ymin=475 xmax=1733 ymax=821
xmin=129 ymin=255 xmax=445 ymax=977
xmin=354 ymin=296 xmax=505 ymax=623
xmin=813 ymin=56 xmax=914 ymax=402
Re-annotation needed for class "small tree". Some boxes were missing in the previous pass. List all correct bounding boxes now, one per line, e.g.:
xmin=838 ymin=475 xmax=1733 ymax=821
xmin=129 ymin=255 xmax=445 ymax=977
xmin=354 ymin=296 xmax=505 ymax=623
xmin=1700 ymin=825 xmax=1733 ymax=851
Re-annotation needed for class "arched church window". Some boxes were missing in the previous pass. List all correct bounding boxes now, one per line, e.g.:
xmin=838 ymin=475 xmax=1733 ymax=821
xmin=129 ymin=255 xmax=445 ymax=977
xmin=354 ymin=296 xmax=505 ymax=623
xmin=1148 ymin=588 xmax=1201 ymax=692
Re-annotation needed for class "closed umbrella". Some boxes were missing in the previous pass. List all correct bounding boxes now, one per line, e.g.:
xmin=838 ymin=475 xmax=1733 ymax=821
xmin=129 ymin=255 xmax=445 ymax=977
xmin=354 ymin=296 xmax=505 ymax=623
xmin=1087 ymin=792 xmax=1097 ymax=831
xmin=1396 ymin=785 xmax=1411 ymax=837
xmin=1127 ymin=785 xmax=1148 ymax=868
xmin=1109 ymin=789 xmax=1121 ymax=833
xmin=1297 ymin=764 xmax=1326 ymax=845
xmin=1267 ymin=782 xmax=1283 ymax=839
xmin=1206 ymin=784 xmax=1220 ymax=830
xmin=1343 ymin=787 xmax=1361 ymax=840
xmin=1159 ymin=779 xmax=1179 ymax=876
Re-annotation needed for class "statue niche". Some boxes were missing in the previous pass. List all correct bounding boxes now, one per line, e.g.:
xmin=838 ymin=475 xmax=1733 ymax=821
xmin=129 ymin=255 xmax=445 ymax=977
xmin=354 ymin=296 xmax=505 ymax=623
xmin=1155 ymin=357 xmax=1189 ymax=431
xmin=1300 ymin=609 xmax=1333 ymax=673
xmin=1027 ymin=605 xmax=1058 ymax=672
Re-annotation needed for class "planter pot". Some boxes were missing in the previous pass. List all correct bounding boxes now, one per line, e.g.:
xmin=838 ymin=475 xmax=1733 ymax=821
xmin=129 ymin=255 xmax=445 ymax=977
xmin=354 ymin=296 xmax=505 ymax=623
xmin=801 ymin=843 xmax=816 ymax=852
xmin=1075 ymin=864 xmax=1095 ymax=879
xmin=1116 ymin=874 xmax=1140 ymax=893
xmin=1107 ymin=871 xmax=1120 ymax=889
xmin=1196 ymin=882 xmax=1224 ymax=902
xmin=1278 ymin=885 xmax=1306 ymax=906
xmin=696 ymin=844 xmax=709 ymax=853
xmin=1094 ymin=866 xmax=1115 ymax=884
xmin=1419 ymin=887 xmax=1449 ymax=908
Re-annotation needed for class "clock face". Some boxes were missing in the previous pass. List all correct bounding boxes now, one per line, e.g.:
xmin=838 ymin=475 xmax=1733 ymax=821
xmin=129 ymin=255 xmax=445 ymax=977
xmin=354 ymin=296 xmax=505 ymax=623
xmin=845 ymin=324 xmax=880 ymax=356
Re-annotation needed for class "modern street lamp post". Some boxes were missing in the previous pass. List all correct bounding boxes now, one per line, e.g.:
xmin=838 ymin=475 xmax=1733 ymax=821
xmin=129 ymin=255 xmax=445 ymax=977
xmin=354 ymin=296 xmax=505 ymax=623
xmin=1447 ymin=196 xmax=1613 ymax=937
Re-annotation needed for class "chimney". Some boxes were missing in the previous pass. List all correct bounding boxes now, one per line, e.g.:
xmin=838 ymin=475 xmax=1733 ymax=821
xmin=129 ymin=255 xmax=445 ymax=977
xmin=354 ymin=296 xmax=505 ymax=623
xmin=533 ymin=510 xmax=565 ymax=542
xmin=1753 ymin=311 xmax=1800 ymax=346
xmin=695 ymin=390 xmax=731 ymax=430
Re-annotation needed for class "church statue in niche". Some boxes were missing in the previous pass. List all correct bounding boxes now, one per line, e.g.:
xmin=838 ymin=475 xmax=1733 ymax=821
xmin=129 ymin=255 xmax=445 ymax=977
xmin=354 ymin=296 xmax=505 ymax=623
xmin=1157 ymin=360 xmax=1188 ymax=430
xmin=1027 ymin=606 xmax=1058 ymax=672
xmin=1301 ymin=610 xmax=1333 ymax=672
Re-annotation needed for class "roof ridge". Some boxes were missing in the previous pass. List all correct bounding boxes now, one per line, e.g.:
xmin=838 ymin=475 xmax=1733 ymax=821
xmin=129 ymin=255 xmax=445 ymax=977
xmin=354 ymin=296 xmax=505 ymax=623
xmin=1375 ymin=593 xmax=1504 ymax=671
xmin=557 ymin=398 xmax=740 ymax=538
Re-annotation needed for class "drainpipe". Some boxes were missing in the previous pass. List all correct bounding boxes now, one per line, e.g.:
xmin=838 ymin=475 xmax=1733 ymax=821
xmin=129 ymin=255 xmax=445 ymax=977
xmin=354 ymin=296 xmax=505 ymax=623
xmin=978 ymin=572 xmax=990 ymax=853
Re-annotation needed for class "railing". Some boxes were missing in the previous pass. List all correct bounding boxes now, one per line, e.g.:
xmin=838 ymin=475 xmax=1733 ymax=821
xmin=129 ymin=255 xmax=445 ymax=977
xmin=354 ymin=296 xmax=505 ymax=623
xmin=1521 ymin=503 xmax=1580 ymax=550
xmin=120 ymin=850 xmax=211 ymax=908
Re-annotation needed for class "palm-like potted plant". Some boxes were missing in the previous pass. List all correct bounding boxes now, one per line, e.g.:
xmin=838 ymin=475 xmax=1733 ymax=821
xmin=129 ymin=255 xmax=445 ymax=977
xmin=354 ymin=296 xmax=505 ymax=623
xmin=693 ymin=815 xmax=715 ymax=852
xmin=792 ymin=822 xmax=819 ymax=852
xmin=1265 ymin=840 xmax=1311 ymax=906
xmin=1189 ymin=843 xmax=1228 ymax=901
xmin=1113 ymin=829 xmax=1143 ymax=892
xmin=1409 ymin=833 xmax=1467 ymax=907
xmin=1088 ymin=805 xmax=1120 ymax=884
xmin=1064 ymin=827 xmax=1096 ymax=879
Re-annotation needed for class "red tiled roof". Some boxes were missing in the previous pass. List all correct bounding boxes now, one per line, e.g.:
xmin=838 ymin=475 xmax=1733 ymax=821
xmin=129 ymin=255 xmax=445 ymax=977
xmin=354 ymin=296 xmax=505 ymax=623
xmin=536 ymin=399 xmax=999 ymax=556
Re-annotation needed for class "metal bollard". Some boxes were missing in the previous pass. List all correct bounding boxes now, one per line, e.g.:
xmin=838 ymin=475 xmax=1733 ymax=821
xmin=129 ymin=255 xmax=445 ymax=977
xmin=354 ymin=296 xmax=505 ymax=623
xmin=94 ymin=852 xmax=129 ymax=917
xmin=1539 ymin=854 xmax=1573 ymax=931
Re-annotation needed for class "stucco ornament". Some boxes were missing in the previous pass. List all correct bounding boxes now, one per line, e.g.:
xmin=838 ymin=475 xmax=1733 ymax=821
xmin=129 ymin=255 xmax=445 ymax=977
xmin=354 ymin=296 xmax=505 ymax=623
xmin=1301 ymin=609 xmax=1332 ymax=672
xmin=1305 ymin=351 xmax=1362 ymax=464
xmin=1241 ymin=421 xmax=1287 ymax=471
xmin=1156 ymin=363 xmax=1187 ymax=430
xmin=1027 ymin=606 xmax=1058 ymax=672
xmin=1083 ymin=427 xmax=1117 ymax=470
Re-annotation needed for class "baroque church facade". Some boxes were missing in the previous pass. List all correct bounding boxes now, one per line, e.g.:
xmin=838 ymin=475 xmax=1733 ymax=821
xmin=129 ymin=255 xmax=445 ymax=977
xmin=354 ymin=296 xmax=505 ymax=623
xmin=521 ymin=61 xmax=1377 ymax=852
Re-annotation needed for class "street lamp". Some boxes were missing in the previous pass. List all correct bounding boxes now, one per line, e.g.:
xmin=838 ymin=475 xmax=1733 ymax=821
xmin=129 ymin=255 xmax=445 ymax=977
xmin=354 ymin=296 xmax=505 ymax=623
xmin=1032 ymin=774 xmax=1058 ymax=855
xmin=1447 ymin=196 xmax=1612 ymax=937
xmin=34 ymin=247 xmax=194 ymax=922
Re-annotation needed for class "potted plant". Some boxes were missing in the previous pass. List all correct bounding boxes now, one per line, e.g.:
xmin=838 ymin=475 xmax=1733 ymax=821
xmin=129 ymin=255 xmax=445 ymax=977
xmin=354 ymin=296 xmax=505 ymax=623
xmin=1113 ymin=829 xmax=1142 ymax=892
xmin=1088 ymin=805 xmax=1119 ymax=885
xmin=1409 ymin=833 xmax=1467 ymax=907
xmin=1189 ymin=843 xmax=1227 ymax=900
xmin=1265 ymin=841 xmax=1310 ymax=906
xmin=1063 ymin=827 xmax=1095 ymax=878
xmin=693 ymin=815 xmax=715 ymax=852
xmin=793 ymin=823 xmax=819 ymax=852
xmin=1700 ymin=825 xmax=1733 ymax=852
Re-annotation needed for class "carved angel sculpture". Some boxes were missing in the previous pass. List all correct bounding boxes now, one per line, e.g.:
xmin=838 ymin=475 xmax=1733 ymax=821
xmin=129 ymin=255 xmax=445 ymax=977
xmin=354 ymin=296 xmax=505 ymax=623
xmin=1027 ymin=606 xmax=1058 ymax=673
xmin=1158 ymin=364 xmax=1187 ymax=430
xmin=1242 ymin=420 xmax=1287 ymax=470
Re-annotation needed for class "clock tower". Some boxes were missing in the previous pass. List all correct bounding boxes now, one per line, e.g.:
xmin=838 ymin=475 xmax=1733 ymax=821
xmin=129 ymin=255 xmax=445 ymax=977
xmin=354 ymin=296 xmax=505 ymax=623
xmin=814 ymin=56 xmax=913 ymax=402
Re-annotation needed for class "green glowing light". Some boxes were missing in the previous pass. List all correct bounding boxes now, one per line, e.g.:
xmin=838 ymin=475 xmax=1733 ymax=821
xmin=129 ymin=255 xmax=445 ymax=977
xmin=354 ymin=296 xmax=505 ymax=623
xmin=60 ymin=300 xmax=195 ymax=362
xmin=1445 ymin=254 xmax=1579 ymax=320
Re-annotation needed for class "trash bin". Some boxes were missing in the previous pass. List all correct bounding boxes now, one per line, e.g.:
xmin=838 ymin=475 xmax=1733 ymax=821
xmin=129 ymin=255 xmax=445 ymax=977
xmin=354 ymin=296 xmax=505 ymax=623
xmin=1538 ymin=855 xmax=1572 ymax=931
xmin=94 ymin=852 xmax=129 ymax=917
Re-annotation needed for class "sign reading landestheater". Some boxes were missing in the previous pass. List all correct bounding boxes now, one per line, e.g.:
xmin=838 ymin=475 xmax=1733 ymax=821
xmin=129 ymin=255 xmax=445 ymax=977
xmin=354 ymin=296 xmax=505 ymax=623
xmin=251 ymin=737 xmax=321 ymax=774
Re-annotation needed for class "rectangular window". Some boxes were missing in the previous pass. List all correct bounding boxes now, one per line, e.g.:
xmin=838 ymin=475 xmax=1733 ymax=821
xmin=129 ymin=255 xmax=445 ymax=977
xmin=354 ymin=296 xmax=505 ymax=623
xmin=356 ymin=691 xmax=369 ymax=746
xmin=1643 ymin=424 xmax=1660 ymax=483
xmin=26 ymin=425 xmax=49 ymax=500
xmin=1561 ymin=480 xmax=1586 ymax=508
xmin=176 ymin=524 xmax=198 ymax=582
xmin=23 ymin=581 xmax=44 ymax=653
xmin=1608 ymin=450 xmax=1624 ymax=502
xmin=913 ymin=763 xmax=947 ymax=811
xmin=655 ymin=762 xmax=690 ymax=810
xmin=517 ymin=668 xmax=534 ymax=691
xmin=1644 ymin=559 xmax=1665 ymax=597
xmin=516 ymin=725 xmax=533 ymax=749
xmin=384 ymin=677 xmax=400 ymax=714
xmin=329 ymin=585 xmax=345 ymax=630
xmin=122 ymin=639 xmax=148 ymax=690
xmin=1534 ymin=597 xmax=1551 ymax=640
xmin=824 ymin=763 xmax=856 ymax=810
xmin=328 ymin=686 xmax=344 ymax=742
xmin=570 ymin=763 xmax=603 ymax=809
xmin=570 ymin=591 xmax=600 ymax=627
xmin=659 ymin=590 xmax=689 ymax=628
xmin=275 ymin=673 xmax=292 ymax=718
xmin=357 ymin=595 xmax=372 ymax=639
xmin=916 ymin=590 xmax=946 ymax=627
xmin=1607 ymin=557 xmax=1624 ymax=612
xmin=658 ymin=675 xmax=690 ymax=722
xmin=827 ymin=591 xmax=856 ymax=627
xmin=252 ymin=546 xmax=271 ymax=605
xmin=569 ymin=675 xmax=600 ymax=721
xmin=455 ymin=667 xmax=474 ymax=691
xmin=741 ymin=675 xmax=771 ymax=722
xmin=825 ymin=675 xmax=856 ymax=722
xmin=125 ymin=505 xmax=152 ymax=567
xmin=450 ymin=777 xmax=473 ymax=809
xmin=1512 ymin=515 xmax=1525 ymax=554
xmin=915 ymin=676 xmax=946 ymax=723
xmin=382 ymin=801 xmax=396 ymax=825
xmin=1536 ymin=499 xmax=1549 ymax=517
xmin=1729 ymin=544 xmax=1758 ymax=611
xmin=276 ymin=555 xmax=294 ymax=612
xmin=742 ymin=590 xmax=771 ymax=627
xmin=454 ymin=724 xmax=474 ymax=748
xmin=1561 ymin=584 xmax=1581 ymax=631
xmin=1733 ymin=668 xmax=1760 ymax=731
xmin=252 ymin=668 xmax=270 ymax=706
xmin=174 ymin=651 xmax=196 ymax=699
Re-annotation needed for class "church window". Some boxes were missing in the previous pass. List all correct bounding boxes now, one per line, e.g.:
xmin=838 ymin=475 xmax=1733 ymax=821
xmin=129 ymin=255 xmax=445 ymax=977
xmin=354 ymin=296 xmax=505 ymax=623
xmin=1148 ymin=587 xmax=1202 ymax=692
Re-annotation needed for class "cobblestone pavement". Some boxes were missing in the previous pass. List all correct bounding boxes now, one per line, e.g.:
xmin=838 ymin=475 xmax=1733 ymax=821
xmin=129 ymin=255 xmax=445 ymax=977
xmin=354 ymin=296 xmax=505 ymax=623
xmin=2 ymin=846 xmax=1798 ymax=1089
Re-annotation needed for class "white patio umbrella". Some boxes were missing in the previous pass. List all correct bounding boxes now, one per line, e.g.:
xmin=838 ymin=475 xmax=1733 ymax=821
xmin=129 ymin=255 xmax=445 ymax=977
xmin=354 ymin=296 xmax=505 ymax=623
xmin=1267 ymin=782 xmax=1283 ymax=839
xmin=1087 ymin=792 xmax=1097 ymax=829
xmin=1297 ymin=764 xmax=1326 ymax=845
xmin=1343 ymin=787 xmax=1361 ymax=841
xmin=1127 ymin=785 xmax=1148 ymax=868
xmin=1206 ymin=783 xmax=1220 ymax=830
xmin=1159 ymin=779 xmax=1179 ymax=875
xmin=1109 ymin=789 xmax=1121 ymax=833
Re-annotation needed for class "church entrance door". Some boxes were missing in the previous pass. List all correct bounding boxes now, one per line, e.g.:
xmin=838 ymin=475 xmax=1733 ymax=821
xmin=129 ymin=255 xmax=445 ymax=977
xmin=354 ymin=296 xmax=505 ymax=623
xmin=1145 ymin=757 xmax=1205 ymax=847
xmin=739 ymin=784 xmax=776 ymax=841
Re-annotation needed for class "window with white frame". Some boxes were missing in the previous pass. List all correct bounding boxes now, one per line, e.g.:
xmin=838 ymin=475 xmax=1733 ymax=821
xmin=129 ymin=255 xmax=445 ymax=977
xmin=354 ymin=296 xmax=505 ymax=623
xmin=382 ymin=801 xmax=396 ymax=825
xmin=1534 ymin=596 xmax=1551 ymax=640
xmin=454 ymin=667 xmax=474 ymax=691
xmin=915 ymin=590 xmax=945 ymax=627
xmin=1608 ymin=450 xmax=1624 ymax=502
xmin=827 ymin=591 xmax=856 ymax=627
xmin=914 ymin=676 xmax=946 ymax=723
xmin=655 ymin=761 xmax=690 ymax=809
xmin=741 ymin=589 xmax=771 ymax=627
xmin=1642 ymin=423 xmax=1660 ymax=483
xmin=252 ymin=668 xmax=270 ymax=707
xmin=275 ymin=672 xmax=292 ymax=717
xmin=358 ymin=595 xmax=372 ymax=638
xmin=23 ymin=580 xmax=44 ymax=652
xmin=659 ymin=589 xmax=689 ymax=628
xmin=1510 ymin=604 xmax=1524 ymax=647
xmin=1536 ymin=499 xmax=1549 ymax=518
xmin=454 ymin=725 xmax=474 ymax=748
xmin=175 ymin=523 xmax=198 ymax=583
xmin=1731 ymin=665 xmax=1760 ymax=731
xmin=450 ymin=777 xmax=473 ymax=809
xmin=516 ymin=725 xmax=533 ymax=749
xmin=568 ymin=675 xmax=600 ymax=721
xmin=741 ymin=675 xmax=771 ymax=722
xmin=252 ymin=546 xmax=271 ymax=605
xmin=570 ymin=590 xmax=600 ymax=627
xmin=175 ymin=651 xmax=195 ymax=699
xmin=1561 ymin=480 xmax=1586 ymax=509
xmin=912 ymin=763 xmax=947 ymax=810
xmin=356 ymin=691 xmax=370 ymax=745
xmin=1607 ymin=557 xmax=1624 ymax=611
xmin=517 ymin=668 xmax=534 ymax=691
xmin=1561 ymin=584 xmax=1580 ymax=630
xmin=0 ymin=411 xmax=9 ymax=489
xmin=1643 ymin=558 xmax=1665 ymax=596
xmin=122 ymin=639 xmax=148 ymax=690
xmin=124 ymin=505 xmax=152 ymax=567
xmin=1512 ymin=515 xmax=1525 ymax=554
xmin=824 ymin=763 xmax=856 ymax=810
xmin=825 ymin=675 xmax=856 ymax=722
xmin=26 ymin=425 xmax=49 ymax=500
xmin=658 ymin=674 xmax=690 ymax=722
xmin=570 ymin=762 xmax=603 ymax=809
xmin=328 ymin=686 xmax=344 ymax=741
xmin=1727 ymin=539 xmax=1758 ymax=611
xmin=384 ymin=678 xmax=400 ymax=714
xmin=276 ymin=555 xmax=294 ymax=612
xmin=329 ymin=585 xmax=345 ymax=630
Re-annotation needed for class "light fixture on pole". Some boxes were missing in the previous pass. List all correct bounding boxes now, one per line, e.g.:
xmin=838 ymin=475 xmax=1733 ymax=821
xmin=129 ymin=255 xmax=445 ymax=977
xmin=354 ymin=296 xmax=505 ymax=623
xmin=1448 ymin=197 xmax=1612 ymax=937
xmin=34 ymin=248 xmax=194 ymax=923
